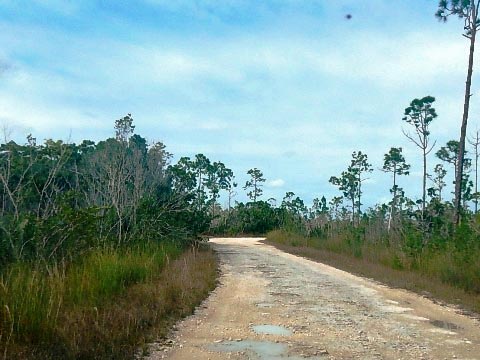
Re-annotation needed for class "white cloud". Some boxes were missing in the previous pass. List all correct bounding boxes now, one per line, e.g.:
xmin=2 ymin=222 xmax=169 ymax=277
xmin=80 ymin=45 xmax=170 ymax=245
xmin=132 ymin=31 xmax=466 ymax=90
xmin=268 ymin=178 xmax=285 ymax=187
xmin=377 ymin=196 xmax=392 ymax=205
xmin=306 ymin=31 xmax=467 ymax=88
xmin=160 ymin=112 xmax=229 ymax=131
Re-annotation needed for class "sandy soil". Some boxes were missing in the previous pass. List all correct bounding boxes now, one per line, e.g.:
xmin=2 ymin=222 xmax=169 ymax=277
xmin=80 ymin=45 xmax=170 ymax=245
xmin=145 ymin=237 xmax=480 ymax=359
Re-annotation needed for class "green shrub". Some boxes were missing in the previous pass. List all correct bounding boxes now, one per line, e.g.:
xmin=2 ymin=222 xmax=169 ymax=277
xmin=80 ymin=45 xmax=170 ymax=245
xmin=0 ymin=242 xmax=183 ymax=356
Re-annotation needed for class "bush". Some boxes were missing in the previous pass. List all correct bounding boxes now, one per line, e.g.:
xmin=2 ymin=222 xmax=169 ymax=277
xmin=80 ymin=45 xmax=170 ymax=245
xmin=0 ymin=242 xmax=216 ymax=359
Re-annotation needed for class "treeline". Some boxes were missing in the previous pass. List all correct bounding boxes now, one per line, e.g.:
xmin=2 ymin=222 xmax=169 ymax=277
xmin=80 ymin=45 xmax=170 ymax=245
xmin=217 ymin=0 xmax=480 ymax=302
xmin=0 ymin=115 xmax=221 ymax=358
xmin=210 ymin=96 xmax=480 ymax=298
xmin=0 ymin=114 xmax=230 ymax=265
xmin=195 ymin=95 xmax=480 ymax=302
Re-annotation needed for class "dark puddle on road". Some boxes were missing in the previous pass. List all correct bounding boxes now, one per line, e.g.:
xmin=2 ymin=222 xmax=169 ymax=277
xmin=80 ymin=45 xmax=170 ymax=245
xmin=210 ymin=325 xmax=295 ymax=359
xmin=252 ymin=325 xmax=293 ymax=336
xmin=211 ymin=341 xmax=305 ymax=360
xmin=212 ymin=341 xmax=286 ymax=359
xmin=430 ymin=320 xmax=462 ymax=331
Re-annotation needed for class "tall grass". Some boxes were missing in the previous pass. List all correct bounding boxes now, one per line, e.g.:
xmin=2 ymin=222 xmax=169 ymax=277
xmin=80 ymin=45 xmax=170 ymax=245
xmin=267 ymin=229 xmax=480 ymax=314
xmin=0 ymin=242 xmax=217 ymax=359
xmin=64 ymin=243 xmax=181 ymax=306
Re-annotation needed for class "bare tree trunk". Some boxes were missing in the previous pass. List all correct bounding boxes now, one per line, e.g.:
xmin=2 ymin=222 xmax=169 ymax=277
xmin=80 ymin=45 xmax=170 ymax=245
xmin=469 ymin=130 xmax=480 ymax=213
xmin=454 ymin=19 xmax=476 ymax=224
xmin=475 ymin=136 xmax=479 ymax=214
xmin=388 ymin=169 xmax=397 ymax=233
xmin=422 ymin=148 xmax=427 ymax=222
xmin=131 ymin=148 xmax=146 ymax=227
xmin=351 ymin=196 xmax=355 ymax=226
xmin=0 ymin=146 xmax=35 ymax=220
xmin=357 ymin=176 xmax=361 ymax=226
xmin=34 ymin=145 xmax=71 ymax=220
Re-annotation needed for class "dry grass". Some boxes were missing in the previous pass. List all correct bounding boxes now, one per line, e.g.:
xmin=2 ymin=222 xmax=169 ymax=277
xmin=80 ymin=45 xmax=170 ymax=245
xmin=266 ymin=230 xmax=480 ymax=316
xmin=0 ymin=244 xmax=218 ymax=359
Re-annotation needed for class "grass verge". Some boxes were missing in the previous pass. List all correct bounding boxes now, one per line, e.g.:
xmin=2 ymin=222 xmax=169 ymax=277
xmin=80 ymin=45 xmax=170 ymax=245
xmin=265 ymin=229 xmax=480 ymax=315
xmin=0 ymin=243 xmax=218 ymax=359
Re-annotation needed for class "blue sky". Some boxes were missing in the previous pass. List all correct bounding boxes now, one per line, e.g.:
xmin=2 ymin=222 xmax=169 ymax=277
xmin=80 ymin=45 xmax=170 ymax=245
xmin=0 ymin=0 xmax=478 ymax=208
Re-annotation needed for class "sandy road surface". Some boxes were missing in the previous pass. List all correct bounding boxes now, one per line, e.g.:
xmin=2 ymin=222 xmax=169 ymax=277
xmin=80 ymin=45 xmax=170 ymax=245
xmin=146 ymin=237 xmax=480 ymax=359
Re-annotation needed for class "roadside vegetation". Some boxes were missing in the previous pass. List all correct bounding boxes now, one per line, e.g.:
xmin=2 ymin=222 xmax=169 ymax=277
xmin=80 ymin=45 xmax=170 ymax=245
xmin=1 ymin=244 xmax=216 ymax=359
xmin=265 ymin=229 xmax=480 ymax=314
xmin=0 ymin=115 xmax=220 ymax=359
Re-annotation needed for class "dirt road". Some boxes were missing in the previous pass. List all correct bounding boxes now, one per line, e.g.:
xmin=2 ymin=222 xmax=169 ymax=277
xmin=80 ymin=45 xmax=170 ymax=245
xmin=146 ymin=237 xmax=480 ymax=359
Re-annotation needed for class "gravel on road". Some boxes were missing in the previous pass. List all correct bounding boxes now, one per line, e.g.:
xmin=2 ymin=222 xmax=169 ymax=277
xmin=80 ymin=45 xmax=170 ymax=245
xmin=145 ymin=237 xmax=480 ymax=360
